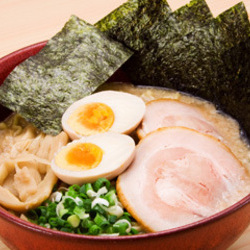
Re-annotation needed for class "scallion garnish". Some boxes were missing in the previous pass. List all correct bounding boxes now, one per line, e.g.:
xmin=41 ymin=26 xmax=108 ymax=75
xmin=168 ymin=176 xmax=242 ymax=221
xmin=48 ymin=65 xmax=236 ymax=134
xmin=25 ymin=178 xmax=142 ymax=236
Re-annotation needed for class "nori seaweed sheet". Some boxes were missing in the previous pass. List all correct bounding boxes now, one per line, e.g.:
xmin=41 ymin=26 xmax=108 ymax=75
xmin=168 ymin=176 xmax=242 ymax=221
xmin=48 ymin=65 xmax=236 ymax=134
xmin=97 ymin=0 xmax=250 ymax=136
xmin=96 ymin=0 xmax=213 ymax=52
xmin=124 ymin=2 xmax=250 ymax=88
xmin=216 ymin=37 xmax=250 ymax=138
xmin=123 ymin=2 xmax=250 ymax=136
xmin=175 ymin=0 xmax=213 ymax=28
xmin=121 ymin=0 xmax=216 ymax=90
xmin=96 ymin=0 xmax=215 ymax=92
xmin=96 ymin=0 xmax=215 ymax=90
xmin=96 ymin=0 xmax=173 ymax=51
xmin=142 ymin=0 xmax=213 ymax=51
xmin=0 ymin=15 xmax=132 ymax=135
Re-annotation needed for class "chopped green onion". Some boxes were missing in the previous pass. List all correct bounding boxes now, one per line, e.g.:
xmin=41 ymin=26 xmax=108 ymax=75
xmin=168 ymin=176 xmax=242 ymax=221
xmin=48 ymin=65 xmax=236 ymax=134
xmin=66 ymin=184 xmax=80 ymax=197
xmin=82 ymin=199 xmax=92 ymax=212
xmin=94 ymin=213 xmax=110 ymax=228
xmin=92 ymin=204 xmax=107 ymax=215
xmin=85 ymin=183 xmax=94 ymax=197
xmin=130 ymin=227 xmax=139 ymax=235
xmin=67 ymin=214 xmax=80 ymax=228
xmin=50 ymin=191 xmax=62 ymax=203
xmin=104 ymin=190 xmax=117 ymax=206
xmin=25 ymin=178 xmax=142 ymax=236
xmin=113 ymin=221 xmax=129 ymax=235
xmin=73 ymin=206 xmax=89 ymax=219
xmin=96 ymin=186 xmax=108 ymax=196
xmin=91 ymin=197 xmax=109 ymax=208
xmin=89 ymin=225 xmax=102 ymax=235
xmin=59 ymin=208 xmax=69 ymax=218
xmin=79 ymin=185 xmax=88 ymax=199
xmin=48 ymin=218 xmax=58 ymax=227
xmin=114 ymin=219 xmax=131 ymax=234
xmin=38 ymin=216 xmax=47 ymax=224
xmin=120 ymin=212 xmax=132 ymax=222
xmin=106 ymin=205 xmax=124 ymax=217
xmin=81 ymin=218 xmax=94 ymax=229
xmin=108 ymin=215 xmax=117 ymax=224
xmin=93 ymin=178 xmax=111 ymax=191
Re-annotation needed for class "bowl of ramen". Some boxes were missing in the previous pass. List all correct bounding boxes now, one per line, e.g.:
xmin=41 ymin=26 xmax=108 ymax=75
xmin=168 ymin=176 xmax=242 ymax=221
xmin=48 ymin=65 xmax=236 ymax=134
xmin=0 ymin=40 xmax=249 ymax=250
xmin=0 ymin=0 xmax=250 ymax=248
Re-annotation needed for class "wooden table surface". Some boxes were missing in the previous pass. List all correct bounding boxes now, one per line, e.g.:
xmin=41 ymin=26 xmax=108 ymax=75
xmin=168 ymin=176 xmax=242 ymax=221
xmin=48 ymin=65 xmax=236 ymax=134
xmin=0 ymin=0 xmax=249 ymax=249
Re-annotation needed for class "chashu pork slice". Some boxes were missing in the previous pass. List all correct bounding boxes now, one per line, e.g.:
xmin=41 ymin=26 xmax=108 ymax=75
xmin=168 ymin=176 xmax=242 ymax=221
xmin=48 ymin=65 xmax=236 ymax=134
xmin=117 ymin=127 xmax=250 ymax=232
xmin=137 ymin=99 xmax=221 ymax=139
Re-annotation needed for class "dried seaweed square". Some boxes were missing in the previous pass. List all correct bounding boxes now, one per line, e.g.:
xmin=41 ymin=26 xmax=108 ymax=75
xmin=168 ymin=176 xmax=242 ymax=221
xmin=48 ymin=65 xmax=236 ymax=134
xmin=96 ymin=0 xmax=173 ymax=51
xmin=0 ymin=15 xmax=132 ymax=135
xmin=124 ymin=2 xmax=250 ymax=97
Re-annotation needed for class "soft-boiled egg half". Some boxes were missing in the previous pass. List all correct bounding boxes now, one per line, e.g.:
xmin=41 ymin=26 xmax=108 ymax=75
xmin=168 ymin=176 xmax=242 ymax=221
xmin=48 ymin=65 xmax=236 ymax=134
xmin=51 ymin=132 xmax=135 ymax=185
xmin=62 ymin=90 xmax=146 ymax=140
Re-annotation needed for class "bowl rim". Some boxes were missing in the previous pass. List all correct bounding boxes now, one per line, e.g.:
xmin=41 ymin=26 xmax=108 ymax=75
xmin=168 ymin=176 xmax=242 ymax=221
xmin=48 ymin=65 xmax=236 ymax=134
xmin=0 ymin=41 xmax=47 ymax=62
xmin=0 ymin=42 xmax=249 ymax=241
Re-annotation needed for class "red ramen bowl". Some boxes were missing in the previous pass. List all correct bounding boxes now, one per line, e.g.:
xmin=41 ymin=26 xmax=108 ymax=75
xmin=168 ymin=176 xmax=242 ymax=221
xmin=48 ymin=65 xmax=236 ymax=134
xmin=0 ymin=42 xmax=249 ymax=250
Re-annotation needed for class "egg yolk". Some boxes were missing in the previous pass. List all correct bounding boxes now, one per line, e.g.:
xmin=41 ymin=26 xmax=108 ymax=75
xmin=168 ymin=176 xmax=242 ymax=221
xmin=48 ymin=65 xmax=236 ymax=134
xmin=68 ymin=103 xmax=114 ymax=136
xmin=56 ymin=143 xmax=103 ymax=171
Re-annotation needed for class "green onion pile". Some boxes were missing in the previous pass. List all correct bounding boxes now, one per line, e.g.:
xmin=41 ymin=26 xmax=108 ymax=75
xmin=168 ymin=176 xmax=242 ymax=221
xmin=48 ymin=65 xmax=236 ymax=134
xmin=25 ymin=178 xmax=142 ymax=236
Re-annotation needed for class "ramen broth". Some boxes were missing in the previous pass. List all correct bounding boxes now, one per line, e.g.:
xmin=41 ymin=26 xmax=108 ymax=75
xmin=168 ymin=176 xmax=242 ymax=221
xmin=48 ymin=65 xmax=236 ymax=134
xmin=0 ymin=82 xmax=250 ymax=232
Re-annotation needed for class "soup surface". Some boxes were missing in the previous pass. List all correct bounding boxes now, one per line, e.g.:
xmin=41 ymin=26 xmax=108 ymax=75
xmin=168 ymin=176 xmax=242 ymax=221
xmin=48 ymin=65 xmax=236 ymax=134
xmin=0 ymin=82 xmax=250 ymax=234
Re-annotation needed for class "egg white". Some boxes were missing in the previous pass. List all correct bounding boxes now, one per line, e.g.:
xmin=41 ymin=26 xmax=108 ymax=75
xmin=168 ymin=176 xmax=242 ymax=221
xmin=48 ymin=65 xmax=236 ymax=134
xmin=51 ymin=132 xmax=135 ymax=185
xmin=62 ymin=90 xmax=146 ymax=140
